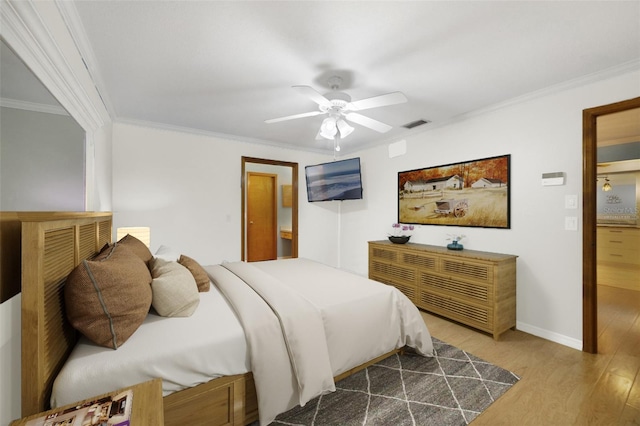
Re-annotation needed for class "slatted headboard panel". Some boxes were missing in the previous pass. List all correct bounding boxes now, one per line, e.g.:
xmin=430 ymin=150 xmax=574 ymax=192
xmin=21 ymin=213 xmax=112 ymax=416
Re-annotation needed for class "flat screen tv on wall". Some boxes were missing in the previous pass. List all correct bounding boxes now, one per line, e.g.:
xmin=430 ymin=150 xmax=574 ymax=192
xmin=305 ymin=157 xmax=363 ymax=202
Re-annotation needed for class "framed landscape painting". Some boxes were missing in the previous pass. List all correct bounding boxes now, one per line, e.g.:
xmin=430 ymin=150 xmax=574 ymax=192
xmin=398 ymin=154 xmax=511 ymax=228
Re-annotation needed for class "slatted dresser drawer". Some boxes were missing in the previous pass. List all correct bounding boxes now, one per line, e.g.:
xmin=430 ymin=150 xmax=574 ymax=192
xmin=369 ymin=241 xmax=517 ymax=340
xmin=420 ymin=272 xmax=493 ymax=306
xmin=418 ymin=290 xmax=494 ymax=333
xmin=369 ymin=245 xmax=419 ymax=303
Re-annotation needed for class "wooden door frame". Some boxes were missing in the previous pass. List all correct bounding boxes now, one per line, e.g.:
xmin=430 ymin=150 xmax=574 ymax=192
xmin=582 ymin=96 xmax=640 ymax=354
xmin=241 ymin=156 xmax=299 ymax=261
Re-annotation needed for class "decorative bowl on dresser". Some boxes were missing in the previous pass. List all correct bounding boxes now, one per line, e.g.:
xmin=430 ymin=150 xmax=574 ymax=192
xmin=368 ymin=240 xmax=517 ymax=340
xmin=388 ymin=235 xmax=411 ymax=244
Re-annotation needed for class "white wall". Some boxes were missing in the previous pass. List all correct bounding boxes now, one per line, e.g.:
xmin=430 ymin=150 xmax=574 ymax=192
xmin=0 ymin=293 xmax=21 ymax=426
xmin=0 ymin=107 xmax=86 ymax=210
xmin=341 ymin=68 xmax=640 ymax=349
xmin=112 ymin=123 xmax=338 ymax=267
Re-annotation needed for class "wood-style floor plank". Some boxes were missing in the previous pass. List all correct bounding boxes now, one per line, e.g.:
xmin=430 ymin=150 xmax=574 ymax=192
xmin=629 ymin=361 xmax=640 ymax=410
xmin=619 ymin=405 xmax=640 ymax=426
xmin=577 ymin=372 xmax=634 ymax=425
xmin=421 ymin=285 xmax=640 ymax=425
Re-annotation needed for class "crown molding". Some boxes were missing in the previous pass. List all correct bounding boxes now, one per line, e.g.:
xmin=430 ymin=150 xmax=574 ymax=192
xmin=451 ymin=59 xmax=640 ymax=123
xmin=0 ymin=0 xmax=108 ymax=132
xmin=55 ymin=0 xmax=116 ymax=119
xmin=0 ymin=97 xmax=69 ymax=116
xmin=116 ymin=117 xmax=334 ymax=156
xmin=354 ymin=59 xmax=640 ymax=155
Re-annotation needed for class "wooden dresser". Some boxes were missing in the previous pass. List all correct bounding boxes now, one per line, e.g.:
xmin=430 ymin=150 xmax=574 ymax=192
xmin=368 ymin=240 xmax=517 ymax=340
xmin=597 ymin=226 xmax=640 ymax=291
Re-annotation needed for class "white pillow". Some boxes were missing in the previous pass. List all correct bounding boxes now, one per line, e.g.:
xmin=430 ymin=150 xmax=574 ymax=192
xmin=154 ymin=245 xmax=180 ymax=261
xmin=150 ymin=258 xmax=200 ymax=317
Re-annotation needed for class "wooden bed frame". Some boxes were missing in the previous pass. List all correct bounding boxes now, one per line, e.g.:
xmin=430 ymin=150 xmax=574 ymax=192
xmin=19 ymin=212 xmax=397 ymax=426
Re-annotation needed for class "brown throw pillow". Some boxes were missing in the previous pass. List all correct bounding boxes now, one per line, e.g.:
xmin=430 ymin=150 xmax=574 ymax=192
xmin=118 ymin=234 xmax=153 ymax=265
xmin=178 ymin=255 xmax=210 ymax=292
xmin=65 ymin=244 xmax=152 ymax=349
xmin=93 ymin=242 xmax=114 ymax=261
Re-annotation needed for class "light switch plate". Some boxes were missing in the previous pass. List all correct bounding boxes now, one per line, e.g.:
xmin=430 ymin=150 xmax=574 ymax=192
xmin=565 ymin=216 xmax=578 ymax=231
xmin=565 ymin=194 xmax=578 ymax=209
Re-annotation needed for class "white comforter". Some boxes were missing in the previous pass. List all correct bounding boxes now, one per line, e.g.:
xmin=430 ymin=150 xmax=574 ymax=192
xmin=51 ymin=282 xmax=250 ymax=408
xmin=51 ymin=258 xmax=432 ymax=425
xmin=207 ymin=258 xmax=433 ymax=426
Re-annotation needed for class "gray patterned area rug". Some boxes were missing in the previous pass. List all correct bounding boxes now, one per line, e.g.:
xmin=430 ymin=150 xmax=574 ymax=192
xmin=267 ymin=338 xmax=520 ymax=426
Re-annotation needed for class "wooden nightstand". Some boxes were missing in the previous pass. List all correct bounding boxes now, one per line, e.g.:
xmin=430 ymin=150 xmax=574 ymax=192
xmin=10 ymin=379 xmax=164 ymax=425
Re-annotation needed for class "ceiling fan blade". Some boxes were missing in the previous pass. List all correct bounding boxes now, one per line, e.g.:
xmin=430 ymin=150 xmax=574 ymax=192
xmin=293 ymin=85 xmax=332 ymax=108
xmin=347 ymin=91 xmax=407 ymax=111
xmin=344 ymin=112 xmax=393 ymax=133
xmin=265 ymin=110 xmax=324 ymax=123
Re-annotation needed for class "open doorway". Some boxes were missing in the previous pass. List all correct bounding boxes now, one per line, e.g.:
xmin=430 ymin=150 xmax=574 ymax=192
xmin=241 ymin=157 xmax=298 ymax=261
xmin=582 ymin=97 xmax=640 ymax=353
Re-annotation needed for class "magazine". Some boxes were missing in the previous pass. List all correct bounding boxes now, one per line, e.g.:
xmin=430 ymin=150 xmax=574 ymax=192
xmin=26 ymin=389 xmax=133 ymax=426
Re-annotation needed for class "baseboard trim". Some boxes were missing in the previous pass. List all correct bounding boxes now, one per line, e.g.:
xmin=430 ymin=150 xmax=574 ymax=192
xmin=516 ymin=321 xmax=582 ymax=351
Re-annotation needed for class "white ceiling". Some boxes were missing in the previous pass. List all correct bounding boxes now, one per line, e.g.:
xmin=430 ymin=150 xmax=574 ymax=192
xmin=26 ymin=2 xmax=640 ymax=152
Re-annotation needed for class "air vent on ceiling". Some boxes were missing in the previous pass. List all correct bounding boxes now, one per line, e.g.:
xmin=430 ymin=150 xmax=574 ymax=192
xmin=403 ymin=119 xmax=431 ymax=129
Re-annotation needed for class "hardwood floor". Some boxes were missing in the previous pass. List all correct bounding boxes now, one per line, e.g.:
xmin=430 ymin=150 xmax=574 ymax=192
xmin=421 ymin=285 xmax=640 ymax=425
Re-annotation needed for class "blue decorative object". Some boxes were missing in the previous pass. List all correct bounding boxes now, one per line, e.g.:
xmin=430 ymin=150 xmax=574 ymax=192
xmin=447 ymin=241 xmax=464 ymax=250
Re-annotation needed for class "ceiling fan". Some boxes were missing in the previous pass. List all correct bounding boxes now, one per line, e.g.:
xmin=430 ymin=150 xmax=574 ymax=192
xmin=265 ymin=76 xmax=407 ymax=141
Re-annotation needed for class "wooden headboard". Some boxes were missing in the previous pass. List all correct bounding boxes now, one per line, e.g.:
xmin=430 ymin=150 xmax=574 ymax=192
xmin=20 ymin=212 xmax=113 ymax=416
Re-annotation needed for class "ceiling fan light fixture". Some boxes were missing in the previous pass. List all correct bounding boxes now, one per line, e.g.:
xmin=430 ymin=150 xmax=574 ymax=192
xmin=267 ymin=79 xmax=408 ymax=149
xmin=336 ymin=119 xmax=354 ymax=138
xmin=320 ymin=117 xmax=338 ymax=139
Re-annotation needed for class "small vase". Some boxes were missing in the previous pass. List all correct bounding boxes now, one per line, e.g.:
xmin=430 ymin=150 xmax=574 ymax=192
xmin=447 ymin=241 xmax=463 ymax=250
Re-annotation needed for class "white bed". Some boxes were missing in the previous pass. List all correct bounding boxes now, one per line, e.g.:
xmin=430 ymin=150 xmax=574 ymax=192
xmin=20 ymin=214 xmax=433 ymax=426
xmin=51 ymin=258 xmax=433 ymax=425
